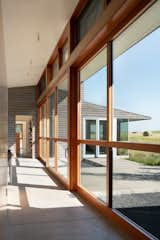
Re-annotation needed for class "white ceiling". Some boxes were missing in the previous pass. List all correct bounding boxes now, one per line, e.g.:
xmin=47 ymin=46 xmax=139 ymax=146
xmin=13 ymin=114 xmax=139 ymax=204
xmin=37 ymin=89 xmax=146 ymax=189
xmin=1 ymin=0 xmax=78 ymax=88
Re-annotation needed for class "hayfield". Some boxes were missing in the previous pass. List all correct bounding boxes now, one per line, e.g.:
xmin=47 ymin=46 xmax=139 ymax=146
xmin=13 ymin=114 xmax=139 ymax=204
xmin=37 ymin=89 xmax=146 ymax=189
xmin=125 ymin=131 xmax=160 ymax=166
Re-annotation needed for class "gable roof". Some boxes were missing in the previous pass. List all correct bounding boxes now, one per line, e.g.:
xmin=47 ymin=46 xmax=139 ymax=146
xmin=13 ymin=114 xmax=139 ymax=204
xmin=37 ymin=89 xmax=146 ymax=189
xmin=81 ymin=102 xmax=151 ymax=121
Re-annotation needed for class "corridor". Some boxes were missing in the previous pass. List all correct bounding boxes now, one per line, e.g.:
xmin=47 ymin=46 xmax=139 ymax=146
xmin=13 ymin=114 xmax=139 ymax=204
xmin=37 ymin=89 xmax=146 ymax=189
xmin=7 ymin=158 xmax=130 ymax=240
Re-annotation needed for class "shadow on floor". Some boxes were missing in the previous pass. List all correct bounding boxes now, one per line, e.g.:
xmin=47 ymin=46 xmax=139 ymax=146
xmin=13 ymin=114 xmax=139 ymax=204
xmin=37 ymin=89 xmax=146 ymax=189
xmin=7 ymin=157 xmax=130 ymax=240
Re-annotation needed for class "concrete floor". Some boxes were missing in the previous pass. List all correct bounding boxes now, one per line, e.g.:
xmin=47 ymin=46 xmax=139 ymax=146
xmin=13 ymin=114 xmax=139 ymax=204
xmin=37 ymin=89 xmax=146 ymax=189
xmin=6 ymin=158 xmax=131 ymax=240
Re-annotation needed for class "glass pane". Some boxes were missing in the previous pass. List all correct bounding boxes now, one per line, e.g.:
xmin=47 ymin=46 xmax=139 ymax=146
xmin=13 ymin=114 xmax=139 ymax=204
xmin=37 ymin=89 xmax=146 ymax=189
xmin=39 ymin=74 xmax=46 ymax=96
xmin=117 ymin=119 xmax=128 ymax=141
xmin=80 ymin=48 xmax=107 ymax=140
xmin=99 ymin=120 xmax=106 ymax=140
xmin=77 ymin=0 xmax=103 ymax=42
xmin=57 ymin=79 xmax=68 ymax=139
xmin=39 ymin=108 xmax=42 ymax=137
xmin=40 ymin=139 xmax=46 ymax=160
xmin=86 ymin=120 xmax=96 ymax=139
xmin=62 ymin=42 xmax=69 ymax=65
xmin=57 ymin=142 xmax=68 ymax=179
xmin=113 ymin=148 xmax=160 ymax=239
xmin=80 ymin=144 xmax=107 ymax=202
xmin=49 ymin=93 xmax=54 ymax=138
xmin=113 ymin=5 xmax=160 ymax=144
xmin=99 ymin=146 xmax=106 ymax=155
xmin=85 ymin=144 xmax=96 ymax=156
xmin=52 ymin=58 xmax=58 ymax=79
xmin=40 ymin=139 xmax=43 ymax=157
xmin=41 ymin=105 xmax=45 ymax=137
xmin=49 ymin=140 xmax=54 ymax=167
xmin=41 ymin=103 xmax=47 ymax=138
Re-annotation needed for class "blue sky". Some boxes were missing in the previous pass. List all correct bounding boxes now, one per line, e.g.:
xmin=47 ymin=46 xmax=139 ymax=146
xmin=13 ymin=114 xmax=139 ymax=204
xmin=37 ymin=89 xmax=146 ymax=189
xmin=84 ymin=27 xmax=160 ymax=132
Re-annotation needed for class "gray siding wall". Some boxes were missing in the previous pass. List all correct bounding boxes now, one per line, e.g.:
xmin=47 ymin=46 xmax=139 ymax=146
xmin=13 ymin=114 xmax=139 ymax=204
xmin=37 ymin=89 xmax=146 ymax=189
xmin=57 ymin=89 xmax=68 ymax=138
xmin=8 ymin=86 xmax=37 ymax=158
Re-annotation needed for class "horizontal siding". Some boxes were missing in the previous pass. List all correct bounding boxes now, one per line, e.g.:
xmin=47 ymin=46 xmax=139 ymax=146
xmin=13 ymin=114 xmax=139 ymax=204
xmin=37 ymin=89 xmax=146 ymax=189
xmin=8 ymin=86 xmax=37 ymax=157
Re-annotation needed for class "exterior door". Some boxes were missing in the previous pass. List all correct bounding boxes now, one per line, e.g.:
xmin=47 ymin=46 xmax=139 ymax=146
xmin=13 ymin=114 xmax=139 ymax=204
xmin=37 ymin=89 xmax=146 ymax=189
xmin=84 ymin=119 xmax=97 ymax=157
xmin=16 ymin=133 xmax=20 ymax=156
xmin=98 ymin=120 xmax=107 ymax=157
xmin=83 ymin=119 xmax=106 ymax=158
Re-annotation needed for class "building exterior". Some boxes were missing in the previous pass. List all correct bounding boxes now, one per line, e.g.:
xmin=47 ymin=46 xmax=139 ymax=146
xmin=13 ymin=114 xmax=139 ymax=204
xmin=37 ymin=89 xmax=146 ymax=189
xmin=81 ymin=101 xmax=150 ymax=158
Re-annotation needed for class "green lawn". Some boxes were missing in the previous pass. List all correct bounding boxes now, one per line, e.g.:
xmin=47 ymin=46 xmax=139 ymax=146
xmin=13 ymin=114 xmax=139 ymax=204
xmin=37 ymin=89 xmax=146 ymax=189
xmin=124 ymin=131 xmax=160 ymax=166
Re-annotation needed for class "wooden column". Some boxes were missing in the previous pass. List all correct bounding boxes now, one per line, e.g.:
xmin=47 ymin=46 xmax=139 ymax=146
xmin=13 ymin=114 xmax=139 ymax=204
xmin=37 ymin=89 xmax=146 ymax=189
xmin=37 ymin=107 xmax=40 ymax=158
xmin=107 ymin=41 xmax=113 ymax=207
xmin=54 ymin=87 xmax=58 ymax=172
xmin=68 ymin=67 xmax=79 ymax=191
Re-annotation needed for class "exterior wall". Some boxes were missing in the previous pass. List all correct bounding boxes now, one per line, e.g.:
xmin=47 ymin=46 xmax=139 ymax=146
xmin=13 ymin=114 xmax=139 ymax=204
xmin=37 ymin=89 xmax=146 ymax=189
xmin=81 ymin=102 xmax=106 ymax=158
xmin=57 ymin=89 xmax=68 ymax=138
xmin=0 ymin=0 xmax=8 ymax=238
xmin=56 ymin=89 xmax=68 ymax=165
xmin=8 ymin=86 xmax=37 ymax=158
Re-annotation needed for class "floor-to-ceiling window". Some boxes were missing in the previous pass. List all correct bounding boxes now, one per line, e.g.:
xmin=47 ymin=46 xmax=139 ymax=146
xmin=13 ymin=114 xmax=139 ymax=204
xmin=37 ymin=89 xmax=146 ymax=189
xmin=39 ymin=78 xmax=69 ymax=182
xmin=79 ymin=47 xmax=107 ymax=202
xmin=37 ymin=1 xmax=160 ymax=238
xmin=39 ymin=101 xmax=47 ymax=161
xmin=57 ymin=78 xmax=69 ymax=180
xmin=48 ymin=93 xmax=55 ymax=167
xmin=112 ymin=1 xmax=160 ymax=238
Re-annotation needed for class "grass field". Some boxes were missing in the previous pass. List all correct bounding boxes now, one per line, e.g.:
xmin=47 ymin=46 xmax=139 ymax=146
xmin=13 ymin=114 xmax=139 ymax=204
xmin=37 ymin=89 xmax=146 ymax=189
xmin=127 ymin=150 xmax=160 ymax=166
xmin=125 ymin=131 xmax=160 ymax=166
xmin=129 ymin=130 xmax=160 ymax=144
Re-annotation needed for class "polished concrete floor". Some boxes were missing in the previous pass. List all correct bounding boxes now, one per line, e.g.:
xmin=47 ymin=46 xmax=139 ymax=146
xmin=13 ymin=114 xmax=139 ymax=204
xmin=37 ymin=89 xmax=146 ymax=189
xmin=6 ymin=158 xmax=132 ymax=240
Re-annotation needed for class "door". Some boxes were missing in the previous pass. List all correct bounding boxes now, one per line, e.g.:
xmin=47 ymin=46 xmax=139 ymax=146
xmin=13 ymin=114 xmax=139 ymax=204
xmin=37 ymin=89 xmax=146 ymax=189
xmin=16 ymin=133 xmax=20 ymax=156
xmin=84 ymin=119 xmax=97 ymax=157
xmin=98 ymin=120 xmax=107 ymax=157
xmin=16 ymin=124 xmax=23 ymax=156
xmin=83 ymin=119 xmax=107 ymax=158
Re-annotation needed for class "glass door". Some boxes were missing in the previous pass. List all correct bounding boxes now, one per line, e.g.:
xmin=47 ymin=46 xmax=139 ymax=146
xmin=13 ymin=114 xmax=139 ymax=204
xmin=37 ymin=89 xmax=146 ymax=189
xmin=83 ymin=119 xmax=107 ymax=158
xmin=84 ymin=119 xmax=96 ymax=157
xmin=98 ymin=120 xmax=107 ymax=157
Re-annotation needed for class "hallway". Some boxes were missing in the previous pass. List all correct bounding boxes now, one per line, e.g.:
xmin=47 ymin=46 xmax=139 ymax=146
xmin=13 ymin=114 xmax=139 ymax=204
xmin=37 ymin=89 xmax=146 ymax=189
xmin=7 ymin=158 xmax=130 ymax=240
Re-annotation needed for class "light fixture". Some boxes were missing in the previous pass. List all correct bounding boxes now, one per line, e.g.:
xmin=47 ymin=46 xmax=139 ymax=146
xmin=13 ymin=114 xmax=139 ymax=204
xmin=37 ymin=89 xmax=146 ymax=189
xmin=36 ymin=32 xmax=40 ymax=42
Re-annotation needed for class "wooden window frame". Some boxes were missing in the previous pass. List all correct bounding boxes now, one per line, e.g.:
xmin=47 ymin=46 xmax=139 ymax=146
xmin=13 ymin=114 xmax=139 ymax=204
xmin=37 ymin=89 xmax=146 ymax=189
xmin=36 ymin=1 xmax=157 ymax=239
xmin=36 ymin=69 xmax=47 ymax=98
xmin=38 ymin=72 xmax=70 ymax=186
xmin=61 ymin=40 xmax=69 ymax=66
xmin=77 ymin=45 xmax=109 ymax=204
xmin=70 ymin=0 xmax=108 ymax=49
